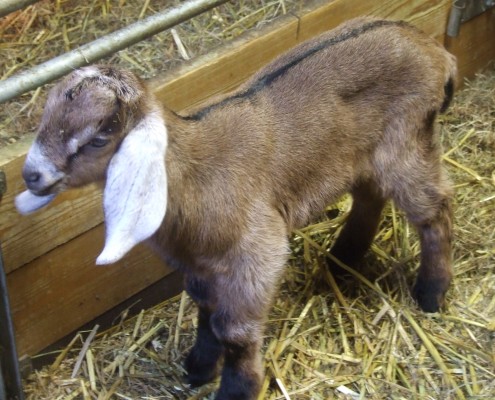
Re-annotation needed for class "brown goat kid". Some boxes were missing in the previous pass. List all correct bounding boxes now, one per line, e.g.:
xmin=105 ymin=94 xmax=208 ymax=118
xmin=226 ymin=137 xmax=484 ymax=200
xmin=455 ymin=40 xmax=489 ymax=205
xmin=16 ymin=18 xmax=456 ymax=400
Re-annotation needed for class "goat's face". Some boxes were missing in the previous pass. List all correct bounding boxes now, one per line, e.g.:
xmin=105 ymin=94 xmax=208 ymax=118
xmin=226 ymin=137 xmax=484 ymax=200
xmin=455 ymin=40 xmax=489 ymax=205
xmin=17 ymin=65 xmax=169 ymax=265
xmin=21 ymin=66 xmax=144 ymax=197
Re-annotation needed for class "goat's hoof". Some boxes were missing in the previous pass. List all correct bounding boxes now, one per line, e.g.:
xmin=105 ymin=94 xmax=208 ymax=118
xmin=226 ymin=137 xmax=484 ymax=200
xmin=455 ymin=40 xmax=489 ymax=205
xmin=214 ymin=377 xmax=260 ymax=400
xmin=412 ymin=276 xmax=449 ymax=313
xmin=184 ymin=350 xmax=220 ymax=387
xmin=185 ymin=370 xmax=218 ymax=388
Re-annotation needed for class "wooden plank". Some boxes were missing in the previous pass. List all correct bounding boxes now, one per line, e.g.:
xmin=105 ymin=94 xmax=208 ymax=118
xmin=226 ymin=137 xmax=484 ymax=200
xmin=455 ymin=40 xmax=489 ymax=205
xmin=7 ymin=225 xmax=173 ymax=356
xmin=32 ymin=271 xmax=183 ymax=368
xmin=443 ymin=7 xmax=495 ymax=82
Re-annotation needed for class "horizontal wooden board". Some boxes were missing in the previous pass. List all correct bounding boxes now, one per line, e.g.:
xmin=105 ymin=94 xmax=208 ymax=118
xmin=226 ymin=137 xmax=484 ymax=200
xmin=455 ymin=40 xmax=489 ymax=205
xmin=1 ymin=0 xmax=494 ymax=357
xmin=7 ymin=225 xmax=173 ymax=357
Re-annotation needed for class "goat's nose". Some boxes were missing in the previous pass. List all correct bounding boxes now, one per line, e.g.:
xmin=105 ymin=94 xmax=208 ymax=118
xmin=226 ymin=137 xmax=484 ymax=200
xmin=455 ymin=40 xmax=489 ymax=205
xmin=22 ymin=167 xmax=44 ymax=191
xmin=24 ymin=171 xmax=41 ymax=184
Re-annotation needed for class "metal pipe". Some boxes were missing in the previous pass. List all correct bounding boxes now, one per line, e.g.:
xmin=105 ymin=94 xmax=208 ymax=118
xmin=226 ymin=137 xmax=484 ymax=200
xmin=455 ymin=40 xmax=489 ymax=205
xmin=0 ymin=0 xmax=40 ymax=18
xmin=446 ymin=0 xmax=467 ymax=37
xmin=0 ymin=0 xmax=229 ymax=104
xmin=0 ymin=245 xmax=24 ymax=400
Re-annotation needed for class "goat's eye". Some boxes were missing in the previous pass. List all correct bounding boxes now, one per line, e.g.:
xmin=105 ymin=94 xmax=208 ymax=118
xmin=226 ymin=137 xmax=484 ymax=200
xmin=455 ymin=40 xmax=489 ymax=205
xmin=88 ymin=137 xmax=109 ymax=148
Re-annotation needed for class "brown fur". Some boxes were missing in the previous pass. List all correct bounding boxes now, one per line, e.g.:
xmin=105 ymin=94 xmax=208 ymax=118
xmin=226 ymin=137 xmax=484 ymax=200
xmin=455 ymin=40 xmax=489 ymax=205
xmin=21 ymin=18 xmax=456 ymax=400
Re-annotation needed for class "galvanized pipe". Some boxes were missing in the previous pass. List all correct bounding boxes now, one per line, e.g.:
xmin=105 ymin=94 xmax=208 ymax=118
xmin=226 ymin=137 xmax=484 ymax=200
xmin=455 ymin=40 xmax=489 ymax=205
xmin=0 ymin=245 xmax=24 ymax=400
xmin=0 ymin=0 xmax=41 ymax=18
xmin=0 ymin=0 xmax=229 ymax=104
xmin=446 ymin=0 xmax=467 ymax=37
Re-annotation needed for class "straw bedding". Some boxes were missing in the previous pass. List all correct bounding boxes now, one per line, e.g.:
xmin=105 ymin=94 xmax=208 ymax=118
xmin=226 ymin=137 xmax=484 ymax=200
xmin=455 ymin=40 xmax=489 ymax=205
xmin=1 ymin=1 xmax=494 ymax=399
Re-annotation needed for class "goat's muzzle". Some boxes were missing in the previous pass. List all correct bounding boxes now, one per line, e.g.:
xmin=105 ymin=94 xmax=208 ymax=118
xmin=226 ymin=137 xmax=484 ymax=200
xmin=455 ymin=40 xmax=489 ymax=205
xmin=21 ymin=164 xmax=64 ymax=196
xmin=15 ymin=143 xmax=64 ymax=214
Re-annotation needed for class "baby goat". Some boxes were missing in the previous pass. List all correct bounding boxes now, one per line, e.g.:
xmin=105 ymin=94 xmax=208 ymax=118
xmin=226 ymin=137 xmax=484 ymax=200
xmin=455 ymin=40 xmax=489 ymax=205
xmin=17 ymin=18 xmax=456 ymax=400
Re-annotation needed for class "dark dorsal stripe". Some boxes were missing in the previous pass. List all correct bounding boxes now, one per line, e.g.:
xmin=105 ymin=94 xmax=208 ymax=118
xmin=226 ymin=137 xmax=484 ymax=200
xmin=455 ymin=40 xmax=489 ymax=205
xmin=183 ymin=20 xmax=410 ymax=121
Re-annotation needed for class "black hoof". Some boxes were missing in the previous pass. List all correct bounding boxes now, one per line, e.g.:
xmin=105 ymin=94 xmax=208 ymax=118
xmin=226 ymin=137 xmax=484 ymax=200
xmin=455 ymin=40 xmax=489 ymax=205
xmin=214 ymin=372 xmax=260 ymax=400
xmin=184 ymin=347 xmax=222 ymax=387
xmin=185 ymin=369 xmax=218 ymax=388
xmin=412 ymin=275 xmax=450 ymax=313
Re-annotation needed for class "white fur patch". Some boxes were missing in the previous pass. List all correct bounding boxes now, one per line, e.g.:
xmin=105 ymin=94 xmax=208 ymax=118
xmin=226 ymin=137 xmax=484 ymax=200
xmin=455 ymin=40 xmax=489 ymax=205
xmin=74 ymin=66 xmax=100 ymax=79
xmin=68 ymin=138 xmax=79 ymax=155
xmin=25 ymin=141 xmax=65 ymax=187
xmin=68 ymin=127 xmax=95 ymax=155
xmin=15 ymin=190 xmax=56 ymax=215
xmin=96 ymin=110 xmax=168 ymax=265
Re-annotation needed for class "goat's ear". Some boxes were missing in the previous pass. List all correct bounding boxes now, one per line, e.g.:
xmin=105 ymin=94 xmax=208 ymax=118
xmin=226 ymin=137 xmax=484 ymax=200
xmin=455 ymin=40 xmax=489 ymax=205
xmin=96 ymin=113 xmax=168 ymax=265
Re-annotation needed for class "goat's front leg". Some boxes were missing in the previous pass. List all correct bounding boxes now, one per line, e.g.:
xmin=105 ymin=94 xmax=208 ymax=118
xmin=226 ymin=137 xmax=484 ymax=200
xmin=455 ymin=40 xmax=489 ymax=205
xmin=185 ymin=272 xmax=269 ymax=399
xmin=211 ymin=310 xmax=265 ymax=400
xmin=184 ymin=276 xmax=224 ymax=386
xmin=212 ymin=226 xmax=288 ymax=399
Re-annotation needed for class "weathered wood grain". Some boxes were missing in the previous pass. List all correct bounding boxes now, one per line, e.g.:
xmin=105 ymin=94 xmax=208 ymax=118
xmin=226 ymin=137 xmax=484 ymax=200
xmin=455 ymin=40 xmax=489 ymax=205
xmin=444 ymin=7 xmax=495 ymax=82
xmin=7 ymin=226 xmax=172 ymax=356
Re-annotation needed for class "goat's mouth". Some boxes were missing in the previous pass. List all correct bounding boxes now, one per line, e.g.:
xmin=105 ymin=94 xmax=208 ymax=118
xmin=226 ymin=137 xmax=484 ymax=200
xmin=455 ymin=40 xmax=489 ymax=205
xmin=32 ymin=181 xmax=64 ymax=196
xmin=27 ymin=177 xmax=66 ymax=197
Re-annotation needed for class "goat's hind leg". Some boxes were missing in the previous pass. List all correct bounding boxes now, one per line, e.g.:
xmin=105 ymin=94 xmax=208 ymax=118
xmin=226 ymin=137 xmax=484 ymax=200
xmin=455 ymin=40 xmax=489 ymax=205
xmin=328 ymin=179 xmax=386 ymax=276
xmin=394 ymin=186 xmax=453 ymax=312
xmin=411 ymin=195 xmax=453 ymax=312
xmin=385 ymin=122 xmax=453 ymax=312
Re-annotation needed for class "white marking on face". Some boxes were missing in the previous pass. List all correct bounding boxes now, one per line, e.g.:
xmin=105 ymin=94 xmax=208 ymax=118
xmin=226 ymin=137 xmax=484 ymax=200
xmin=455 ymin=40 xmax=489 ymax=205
xmin=67 ymin=127 xmax=94 ymax=155
xmin=68 ymin=138 xmax=79 ymax=155
xmin=25 ymin=141 xmax=64 ymax=186
xmin=73 ymin=66 xmax=100 ymax=79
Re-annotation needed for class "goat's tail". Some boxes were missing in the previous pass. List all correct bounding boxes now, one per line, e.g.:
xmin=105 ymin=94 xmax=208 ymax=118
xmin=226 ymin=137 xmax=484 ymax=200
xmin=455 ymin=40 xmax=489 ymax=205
xmin=440 ymin=77 xmax=455 ymax=113
xmin=439 ymin=53 xmax=458 ymax=113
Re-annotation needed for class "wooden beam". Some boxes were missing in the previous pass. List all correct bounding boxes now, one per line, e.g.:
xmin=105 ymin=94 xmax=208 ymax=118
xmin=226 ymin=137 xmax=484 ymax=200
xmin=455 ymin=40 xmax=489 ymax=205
xmin=7 ymin=226 xmax=173 ymax=357
xmin=2 ymin=0 xmax=494 ymax=357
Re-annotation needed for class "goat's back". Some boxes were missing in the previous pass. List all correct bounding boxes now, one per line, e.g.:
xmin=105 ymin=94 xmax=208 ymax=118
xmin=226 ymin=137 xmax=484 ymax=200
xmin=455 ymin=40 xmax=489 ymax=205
xmin=176 ymin=18 xmax=456 ymax=229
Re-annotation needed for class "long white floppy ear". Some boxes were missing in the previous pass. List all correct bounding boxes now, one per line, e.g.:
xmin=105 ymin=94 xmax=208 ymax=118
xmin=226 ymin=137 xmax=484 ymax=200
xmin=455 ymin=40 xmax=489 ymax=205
xmin=96 ymin=111 xmax=168 ymax=265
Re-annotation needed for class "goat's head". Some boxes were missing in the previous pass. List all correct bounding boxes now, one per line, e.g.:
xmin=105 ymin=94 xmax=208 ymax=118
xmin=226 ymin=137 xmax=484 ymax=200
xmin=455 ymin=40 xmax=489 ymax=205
xmin=16 ymin=65 xmax=168 ymax=265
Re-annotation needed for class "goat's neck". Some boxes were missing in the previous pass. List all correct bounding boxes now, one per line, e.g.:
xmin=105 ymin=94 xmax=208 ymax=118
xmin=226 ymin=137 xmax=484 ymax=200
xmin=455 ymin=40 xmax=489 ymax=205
xmin=162 ymin=107 xmax=218 ymax=172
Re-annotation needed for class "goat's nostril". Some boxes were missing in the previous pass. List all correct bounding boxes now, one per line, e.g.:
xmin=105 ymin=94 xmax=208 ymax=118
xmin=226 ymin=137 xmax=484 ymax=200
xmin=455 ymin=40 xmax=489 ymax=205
xmin=25 ymin=172 xmax=41 ymax=184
